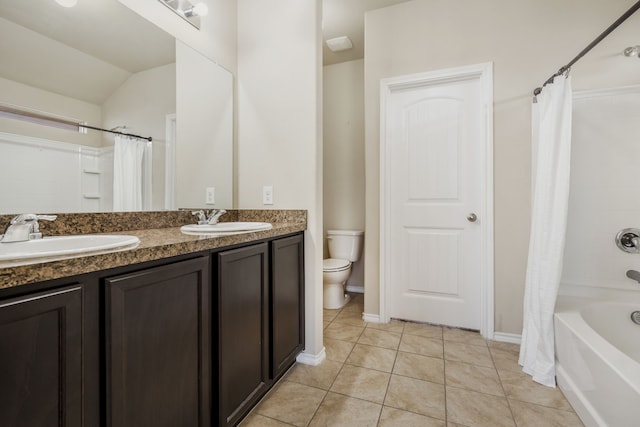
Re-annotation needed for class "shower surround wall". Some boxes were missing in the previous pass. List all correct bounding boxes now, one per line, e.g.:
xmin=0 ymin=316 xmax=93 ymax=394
xmin=561 ymin=86 xmax=640 ymax=299
xmin=0 ymin=133 xmax=108 ymax=213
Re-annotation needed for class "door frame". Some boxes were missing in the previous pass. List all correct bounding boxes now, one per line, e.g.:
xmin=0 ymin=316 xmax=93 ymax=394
xmin=164 ymin=113 xmax=176 ymax=210
xmin=379 ymin=62 xmax=495 ymax=338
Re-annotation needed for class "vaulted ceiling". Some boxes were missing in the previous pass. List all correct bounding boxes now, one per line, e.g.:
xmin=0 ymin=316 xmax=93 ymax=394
xmin=0 ymin=0 xmax=410 ymax=104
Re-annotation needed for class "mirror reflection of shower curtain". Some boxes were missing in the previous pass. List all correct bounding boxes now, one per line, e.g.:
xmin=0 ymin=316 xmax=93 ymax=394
xmin=113 ymin=135 xmax=151 ymax=211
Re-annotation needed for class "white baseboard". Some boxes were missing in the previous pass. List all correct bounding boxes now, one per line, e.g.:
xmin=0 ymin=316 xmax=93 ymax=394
xmin=492 ymin=332 xmax=521 ymax=344
xmin=296 ymin=347 xmax=326 ymax=366
xmin=362 ymin=313 xmax=381 ymax=323
xmin=346 ymin=285 xmax=364 ymax=293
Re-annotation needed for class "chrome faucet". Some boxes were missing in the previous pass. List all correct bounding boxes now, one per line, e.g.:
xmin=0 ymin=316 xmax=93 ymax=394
xmin=191 ymin=210 xmax=208 ymax=224
xmin=616 ymin=228 xmax=640 ymax=253
xmin=207 ymin=209 xmax=226 ymax=224
xmin=191 ymin=209 xmax=227 ymax=225
xmin=1 ymin=214 xmax=57 ymax=243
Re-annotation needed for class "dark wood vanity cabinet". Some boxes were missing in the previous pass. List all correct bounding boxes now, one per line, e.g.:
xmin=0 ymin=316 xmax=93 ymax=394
xmin=104 ymin=256 xmax=211 ymax=427
xmin=0 ymin=284 xmax=84 ymax=427
xmin=270 ymin=233 xmax=305 ymax=380
xmin=215 ymin=233 xmax=305 ymax=427
xmin=216 ymin=242 xmax=270 ymax=427
xmin=0 ymin=231 xmax=304 ymax=427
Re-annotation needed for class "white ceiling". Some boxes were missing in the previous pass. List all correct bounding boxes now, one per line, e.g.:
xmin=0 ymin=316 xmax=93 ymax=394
xmin=322 ymin=0 xmax=412 ymax=66
xmin=0 ymin=0 xmax=175 ymax=105
xmin=0 ymin=0 xmax=411 ymax=104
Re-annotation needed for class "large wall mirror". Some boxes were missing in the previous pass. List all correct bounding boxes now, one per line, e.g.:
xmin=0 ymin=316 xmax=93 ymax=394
xmin=0 ymin=0 xmax=233 ymax=214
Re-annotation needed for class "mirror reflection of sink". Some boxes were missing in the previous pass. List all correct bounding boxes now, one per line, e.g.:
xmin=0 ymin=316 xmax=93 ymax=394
xmin=0 ymin=234 xmax=140 ymax=262
xmin=180 ymin=222 xmax=272 ymax=234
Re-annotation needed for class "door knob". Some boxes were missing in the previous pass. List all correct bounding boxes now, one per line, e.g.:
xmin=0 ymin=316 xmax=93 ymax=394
xmin=467 ymin=213 xmax=478 ymax=222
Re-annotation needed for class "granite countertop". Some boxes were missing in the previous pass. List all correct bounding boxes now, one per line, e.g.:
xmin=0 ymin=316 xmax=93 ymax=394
xmin=0 ymin=210 xmax=306 ymax=290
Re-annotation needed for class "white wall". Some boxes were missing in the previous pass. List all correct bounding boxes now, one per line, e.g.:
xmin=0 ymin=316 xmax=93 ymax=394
xmin=0 ymin=77 xmax=102 ymax=147
xmin=102 ymin=63 xmax=176 ymax=143
xmin=102 ymin=63 xmax=176 ymax=210
xmin=120 ymin=0 xmax=237 ymax=211
xmin=118 ymin=0 xmax=237 ymax=74
xmin=323 ymin=59 xmax=365 ymax=287
xmin=562 ymin=88 xmax=640 ymax=295
xmin=176 ymin=41 xmax=233 ymax=209
xmin=237 ymin=0 xmax=324 ymax=358
xmin=364 ymin=0 xmax=640 ymax=334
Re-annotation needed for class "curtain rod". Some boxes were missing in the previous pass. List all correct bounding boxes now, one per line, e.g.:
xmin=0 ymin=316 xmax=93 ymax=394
xmin=533 ymin=0 xmax=640 ymax=96
xmin=0 ymin=104 xmax=152 ymax=142
xmin=79 ymin=124 xmax=152 ymax=142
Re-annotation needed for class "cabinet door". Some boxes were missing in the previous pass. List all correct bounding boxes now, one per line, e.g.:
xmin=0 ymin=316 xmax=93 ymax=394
xmin=0 ymin=285 xmax=83 ymax=427
xmin=217 ymin=243 xmax=269 ymax=427
xmin=270 ymin=233 xmax=305 ymax=379
xmin=105 ymin=257 xmax=210 ymax=427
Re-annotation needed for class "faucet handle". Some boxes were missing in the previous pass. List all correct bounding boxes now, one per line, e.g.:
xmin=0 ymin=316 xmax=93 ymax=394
xmin=627 ymin=269 xmax=640 ymax=284
xmin=191 ymin=210 xmax=207 ymax=224
xmin=10 ymin=214 xmax=36 ymax=224
xmin=3 ymin=214 xmax=56 ymax=242
xmin=207 ymin=209 xmax=227 ymax=224
xmin=10 ymin=213 xmax=57 ymax=224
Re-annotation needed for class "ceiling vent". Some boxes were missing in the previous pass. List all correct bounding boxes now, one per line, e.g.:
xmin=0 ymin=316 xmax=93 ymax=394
xmin=326 ymin=36 xmax=353 ymax=52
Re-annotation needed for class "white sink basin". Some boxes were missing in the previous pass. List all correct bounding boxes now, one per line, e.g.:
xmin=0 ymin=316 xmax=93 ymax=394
xmin=180 ymin=222 xmax=272 ymax=234
xmin=0 ymin=234 xmax=140 ymax=262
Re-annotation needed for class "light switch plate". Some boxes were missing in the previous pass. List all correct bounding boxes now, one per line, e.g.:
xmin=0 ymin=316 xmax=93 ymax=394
xmin=263 ymin=186 xmax=273 ymax=205
xmin=206 ymin=187 xmax=215 ymax=204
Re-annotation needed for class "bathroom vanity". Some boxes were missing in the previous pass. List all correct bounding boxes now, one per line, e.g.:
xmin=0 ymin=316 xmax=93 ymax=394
xmin=0 ymin=210 xmax=306 ymax=427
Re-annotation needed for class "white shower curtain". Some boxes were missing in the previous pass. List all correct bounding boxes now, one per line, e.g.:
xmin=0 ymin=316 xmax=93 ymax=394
xmin=519 ymin=74 xmax=572 ymax=387
xmin=113 ymin=135 xmax=147 ymax=211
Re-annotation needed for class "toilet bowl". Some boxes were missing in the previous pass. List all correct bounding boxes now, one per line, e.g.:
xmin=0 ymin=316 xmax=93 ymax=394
xmin=323 ymin=258 xmax=352 ymax=309
xmin=323 ymin=230 xmax=364 ymax=309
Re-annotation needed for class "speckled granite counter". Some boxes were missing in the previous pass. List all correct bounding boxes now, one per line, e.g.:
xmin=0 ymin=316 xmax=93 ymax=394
xmin=0 ymin=210 xmax=306 ymax=290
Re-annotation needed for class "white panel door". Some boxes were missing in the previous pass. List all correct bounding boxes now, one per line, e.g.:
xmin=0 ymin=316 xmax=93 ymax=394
xmin=383 ymin=72 xmax=485 ymax=330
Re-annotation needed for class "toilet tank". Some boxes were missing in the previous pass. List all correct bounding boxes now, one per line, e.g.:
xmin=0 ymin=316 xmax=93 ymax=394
xmin=327 ymin=230 xmax=364 ymax=262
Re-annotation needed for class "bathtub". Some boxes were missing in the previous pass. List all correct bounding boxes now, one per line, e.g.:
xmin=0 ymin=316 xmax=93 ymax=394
xmin=554 ymin=296 xmax=640 ymax=427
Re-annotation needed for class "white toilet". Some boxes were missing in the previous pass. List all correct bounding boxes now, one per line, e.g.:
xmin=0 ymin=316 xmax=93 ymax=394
xmin=323 ymin=229 xmax=364 ymax=309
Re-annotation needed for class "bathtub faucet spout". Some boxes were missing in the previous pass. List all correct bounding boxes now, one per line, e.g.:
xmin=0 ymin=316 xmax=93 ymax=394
xmin=625 ymin=269 xmax=640 ymax=284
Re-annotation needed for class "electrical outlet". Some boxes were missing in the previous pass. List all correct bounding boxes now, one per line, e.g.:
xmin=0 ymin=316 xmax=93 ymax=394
xmin=206 ymin=187 xmax=215 ymax=205
xmin=263 ymin=186 xmax=273 ymax=205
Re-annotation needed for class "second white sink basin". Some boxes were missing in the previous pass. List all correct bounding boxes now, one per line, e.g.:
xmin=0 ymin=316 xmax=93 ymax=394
xmin=0 ymin=234 xmax=140 ymax=262
xmin=180 ymin=222 xmax=272 ymax=234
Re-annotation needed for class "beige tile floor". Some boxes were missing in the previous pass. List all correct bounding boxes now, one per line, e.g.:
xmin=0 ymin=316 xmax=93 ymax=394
xmin=240 ymin=293 xmax=584 ymax=427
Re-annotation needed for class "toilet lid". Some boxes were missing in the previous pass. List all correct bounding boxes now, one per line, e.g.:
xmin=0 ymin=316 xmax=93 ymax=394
xmin=323 ymin=258 xmax=351 ymax=272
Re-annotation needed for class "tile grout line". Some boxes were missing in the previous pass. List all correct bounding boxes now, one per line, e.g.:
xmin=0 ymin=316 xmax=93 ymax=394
xmin=375 ymin=329 xmax=401 ymax=427
xmin=335 ymin=295 xmax=390 ymax=426
xmin=487 ymin=342 xmax=518 ymax=426
xmin=257 ymin=413 xmax=298 ymax=427
xmin=373 ymin=322 xmax=450 ymax=425
xmin=385 ymin=323 xmax=449 ymax=425
xmin=306 ymin=299 xmax=363 ymax=426
xmin=303 ymin=387 xmax=328 ymax=426
xmin=327 ymin=302 xmax=582 ymax=426
xmin=246 ymin=363 xmax=304 ymax=426
xmin=301 ymin=303 xmax=347 ymax=426
xmin=440 ymin=327 xmax=449 ymax=425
